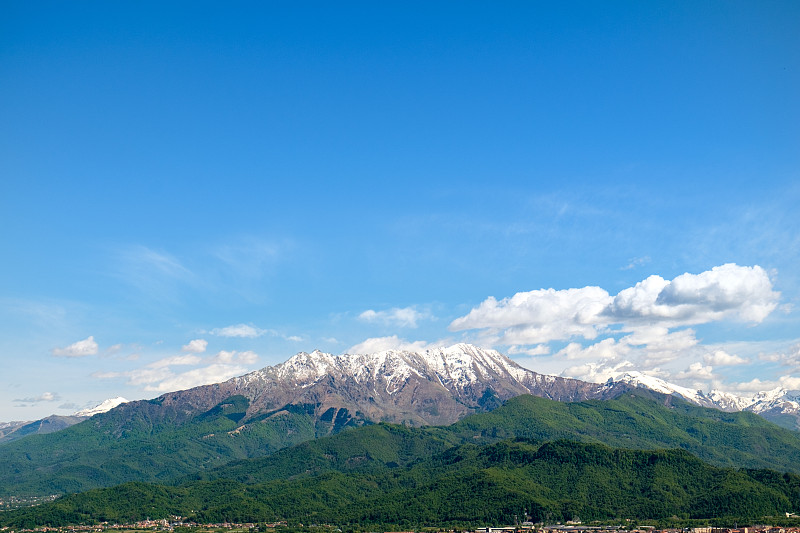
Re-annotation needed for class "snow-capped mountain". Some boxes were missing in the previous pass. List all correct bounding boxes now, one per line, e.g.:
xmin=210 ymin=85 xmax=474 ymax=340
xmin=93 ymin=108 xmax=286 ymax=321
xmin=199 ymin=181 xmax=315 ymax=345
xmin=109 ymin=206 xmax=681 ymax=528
xmin=0 ymin=397 xmax=131 ymax=445
xmin=610 ymin=371 xmax=710 ymax=406
xmin=140 ymin=343 xmax=629 ymax=431
xmin=73 ymin=397 xmax=129 ymax=417
xmin=609 ymin=372 xmax=800 ymax=430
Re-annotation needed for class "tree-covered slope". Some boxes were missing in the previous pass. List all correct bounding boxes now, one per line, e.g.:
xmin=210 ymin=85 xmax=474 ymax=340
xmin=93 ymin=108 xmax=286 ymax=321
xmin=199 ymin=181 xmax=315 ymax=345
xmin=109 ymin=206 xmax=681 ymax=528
xmin=187 ymin=390 xmax=800 ymax=486
xmin=0 ymin=395 xmax=362 ymax=497
xmin=4 ymin=439 xmax=799 ymax=528
xmin=448 ymin=391 xmax=800 ymax=472
xmin=4 ymin=390 xmax=800 ymax=499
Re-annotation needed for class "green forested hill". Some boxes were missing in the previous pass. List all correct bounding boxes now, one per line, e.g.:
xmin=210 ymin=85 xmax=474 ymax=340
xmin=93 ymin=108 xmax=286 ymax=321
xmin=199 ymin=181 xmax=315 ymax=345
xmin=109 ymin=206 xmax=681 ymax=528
xmin=184 ymin=390 xmax=800 ymax=486
xmin=448 ymin=392 xmax=800 ymax=472
xmin=3 ymin=390 xmax=800 ymax=499
xmin=0 ymin=395 xmax=360 ymax=497
xmin=4 ymin=439 xmax=799 ymax=528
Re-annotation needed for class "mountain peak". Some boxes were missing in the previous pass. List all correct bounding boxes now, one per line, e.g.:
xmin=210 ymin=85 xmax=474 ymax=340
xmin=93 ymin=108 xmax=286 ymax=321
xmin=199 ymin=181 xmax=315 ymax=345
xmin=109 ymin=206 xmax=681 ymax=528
xmin=611 ymin=371 xmax=707 ymax=405
xmin=73 ymin=397 xmax=129 ymax=417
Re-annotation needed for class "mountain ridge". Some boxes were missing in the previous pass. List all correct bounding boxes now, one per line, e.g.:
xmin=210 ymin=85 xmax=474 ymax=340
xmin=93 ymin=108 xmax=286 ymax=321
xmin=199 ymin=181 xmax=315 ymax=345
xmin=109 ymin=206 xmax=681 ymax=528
xmin=609 ymin=370 xmax=800 ymax=429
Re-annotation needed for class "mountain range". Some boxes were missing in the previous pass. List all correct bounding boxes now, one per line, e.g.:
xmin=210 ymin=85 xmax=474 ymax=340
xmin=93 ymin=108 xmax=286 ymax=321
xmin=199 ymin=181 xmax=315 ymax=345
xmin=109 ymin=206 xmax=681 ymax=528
xmin=6 ymin=344 xmax=798 ymax=442
xmin=4 ymin=393 xmax=800 ymax=528
xmin=2 ymin=344 xmax=799 ymax=500
xmin=608 ymin=371 xmax=800 ymax=430
xmin=0 ymin=398 xmax=128 ymax=445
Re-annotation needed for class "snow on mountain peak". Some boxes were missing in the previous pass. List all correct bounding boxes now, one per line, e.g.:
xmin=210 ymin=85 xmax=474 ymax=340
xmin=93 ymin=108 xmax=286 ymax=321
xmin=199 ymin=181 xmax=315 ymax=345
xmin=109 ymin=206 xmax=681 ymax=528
xmin=257 ymin=343 xmax=528 ymax=394
xmin=73 ymin=396 xmax=128 ymax=417
xmin=611 ymin=371 xmax=707 ymax=405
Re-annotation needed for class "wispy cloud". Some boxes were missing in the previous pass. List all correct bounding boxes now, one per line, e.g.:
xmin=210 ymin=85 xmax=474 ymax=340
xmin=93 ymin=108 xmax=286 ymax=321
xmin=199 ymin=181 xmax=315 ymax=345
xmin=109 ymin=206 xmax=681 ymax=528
xmin=208 ymin=323 xmax=302 ymax=342
xmin=213 ymin=237 xmax=286 ymax=279
xmin=112 ymin=245 xmax=199 ymax=302
xmin=92 ymin=349 xmax=260 ymax=393
xmin=15 ymin=391 xmax=60 ymax=403
xmin=210 ymin=324 xmax=266 ymax=338
xmin=621 ymin=256 xmax=651 ymax=270
xmin=358 ymin=306 xmax=432 ymax=328
xmin=52 ymin=336 xmax=98 ymax=357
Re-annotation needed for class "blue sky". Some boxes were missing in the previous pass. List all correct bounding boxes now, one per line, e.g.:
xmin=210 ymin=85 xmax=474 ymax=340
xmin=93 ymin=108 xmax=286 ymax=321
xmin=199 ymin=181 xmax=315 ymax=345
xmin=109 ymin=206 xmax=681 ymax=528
xmin=2 ymin=1 xmax=799 ymax=421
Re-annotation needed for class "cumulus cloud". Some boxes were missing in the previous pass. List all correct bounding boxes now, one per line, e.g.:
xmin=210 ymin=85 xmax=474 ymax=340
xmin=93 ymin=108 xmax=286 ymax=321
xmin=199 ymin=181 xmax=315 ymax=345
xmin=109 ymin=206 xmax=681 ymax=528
xmin=210 ymin=324 xmax=266 ymax=338
xmin=52 ymin=336 xmax=99 ymax=357
xmin=704 ymin=349 xmax=747 ymax=366
xmin=451 ymin=264 xmax=779 ymax=349
xmin=676 ymin=362 xmax=714 ymax=380
xmin=450 ymin=286 xmax=611 ymax=345
xmin=182 ymin=339 xmax=208 ymax=353
xmin=610 ymin=264 xmax=779 ymax=325
xmin=347 ymin=335 xmax=433 ymax=354
xmin=14 ymin=391 xmax=60 ymax=403
xmin=556 ymin=338 xmax=628 ymax=361
xmin=358 ymin=307 xmax=431 ymax=328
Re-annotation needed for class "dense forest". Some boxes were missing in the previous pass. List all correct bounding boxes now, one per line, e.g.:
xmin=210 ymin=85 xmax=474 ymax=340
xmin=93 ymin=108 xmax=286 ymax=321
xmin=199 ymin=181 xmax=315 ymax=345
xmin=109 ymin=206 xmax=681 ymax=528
xmin=4 ymin=392 xmax=800 ymax=528
xmin=3 ymin=438 xmax=800 ymax=528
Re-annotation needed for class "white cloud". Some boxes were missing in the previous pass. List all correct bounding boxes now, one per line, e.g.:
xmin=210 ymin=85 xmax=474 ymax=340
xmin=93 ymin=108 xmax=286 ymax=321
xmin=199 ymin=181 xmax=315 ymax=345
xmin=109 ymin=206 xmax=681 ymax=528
xmin=703 ymin=349 xmax=747 ymax=366
xmin=93 ymin=348 xmax=259 ymax=393
xmin=676 ymin=362 xmax=714 ymax=380
xmin=144 ymin=364 xmax=249 ymax=392
xmin=358 ymin=306 xmax=431 ymax=328
xmin=104 ymin=344 xmax=123 ymax=356
xmin=508 ymin=344 xmax=551 ymax=356
xmin=210 ymin=324 xmax=266 ymax=338
xmin=114 ymin=245 xmax=198 ymax=299
xmin=14 ymin=391 xmax=60 ymax=403
xmin=556 ymin=338 xmax=628 ymax=361
xmin=208 ymin=350 xmax=258 ymax=365
xmin=560 ymin=359 xmax=635 ymax=384
xmin=148 ymin=354 xmax=202 ymax=368
xmin=655 ymin=264 xmax=779 ymax=323
xmin=182 ymin=339 xmax=208 ymax=353
xmin=449 ymin=287 xmax=611 ymax=344
xmin=52 ymin=336 xmax=99 ymax=357
xmin=450 ymin=264 xmax=779 ymax=363
xmin=621 ymin=256 xmax=651 ymax=271
xmin=761 ymin=342 xmax=800 ymax=372
xmin=610 ymin=264 xmax=779 ymax=325
xmin=631 ymin=328 xmax=700 ymax=367
xmin=347 ymin=335 xmax=433 ymax=354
